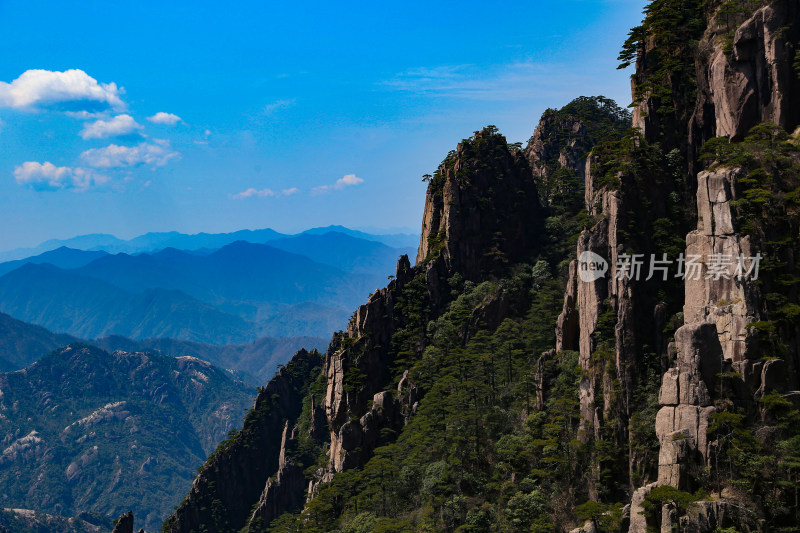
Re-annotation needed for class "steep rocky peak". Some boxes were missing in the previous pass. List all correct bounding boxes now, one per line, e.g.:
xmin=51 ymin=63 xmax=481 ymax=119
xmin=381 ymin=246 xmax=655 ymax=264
xmin=416 ymin=126 xmax=543 ymax=281
xmin=526 ymin=109 xmax=590 ymax=180
xmin=525 ymin=96 xmax=632 ymax=203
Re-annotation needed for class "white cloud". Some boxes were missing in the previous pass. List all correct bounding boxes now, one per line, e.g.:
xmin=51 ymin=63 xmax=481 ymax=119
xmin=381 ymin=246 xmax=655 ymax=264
xmin=14 ymin=161 xmax=110 ymax=191
xmin=147 ymin=112 xmax=182 ymax=125
xmin=232 ymin=186 xmax=300 ymax=200
xmin=263 ymin=99 xmax=295 ymax=115
xmin=80 ymin=114 xmax=143 ymax=139
xmin=0 ymin=69 xmax=125 ymax=112
xmin=65 ymin=110 xmax=108 ymax=120
xmin=312 ymin=174 xmax=364 ymax=194
xmin=232 ymin=188 xmax=276 ymax=199
xmin=80 ymin=141 xmax=178 ymax=168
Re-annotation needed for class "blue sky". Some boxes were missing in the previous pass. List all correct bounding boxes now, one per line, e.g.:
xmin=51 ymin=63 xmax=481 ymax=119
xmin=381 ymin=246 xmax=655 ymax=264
xmin=0 ymin=0 xmax=646 ymax=252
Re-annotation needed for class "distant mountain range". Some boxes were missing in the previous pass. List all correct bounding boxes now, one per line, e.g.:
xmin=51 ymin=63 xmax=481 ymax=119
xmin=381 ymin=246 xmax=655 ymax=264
xmin=0 ymin=225 xmax=418 ymax=262
xmin=0 ymin=311 xmax=326 ymax=385
xmin=0 ymin=508 xmax=114 ymax=533
xmin=0 ymin=312 xmax=80 ymax=371
xmin=92 ymin=334 xmax=327 ymax=385
xmin=0 ymin=246 xmax=109 ymax=278
xmin=0 ymin=230 xmax=413 ymax=343
xmin=0 ymin=344 xmax=255 ymax=532
xmin=0 ymin=262 xmax=257 ymax=345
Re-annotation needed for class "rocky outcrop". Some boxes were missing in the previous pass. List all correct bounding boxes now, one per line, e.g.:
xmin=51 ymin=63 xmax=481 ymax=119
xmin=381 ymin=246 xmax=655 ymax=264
xmin=685 ymin=168 xmax=762 ymax=362
xmin=416 ymin=127 xmax=543 ymax=279
xmin=162 ymin=350 xmax=322 ymax=533
xmin=111 ymin=511 xmax=133 ymax=533
xmin=247 ymin=422 xmax=306 ymax=531
xmin=567 ymin=146 xmax=682 ymax=493
xmin=324 ymin=257 xmax=415 ymax=473
xmin=325 ymin=128 xmax=546 ymax=479
xmin=525 ymin=97 xmax=632 ymax=205
xmin=654 ymin=324 xmax=721 ymax=490
xmin=690 ymin=1 xmax=800 ymax=153
xmin=526 ymin=111 xmax=591 ymax=199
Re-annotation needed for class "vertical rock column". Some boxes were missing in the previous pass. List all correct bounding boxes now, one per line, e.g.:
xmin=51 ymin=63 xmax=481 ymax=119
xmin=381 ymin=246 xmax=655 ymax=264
xmin=631 ymin=167 xmax=763 ymax=532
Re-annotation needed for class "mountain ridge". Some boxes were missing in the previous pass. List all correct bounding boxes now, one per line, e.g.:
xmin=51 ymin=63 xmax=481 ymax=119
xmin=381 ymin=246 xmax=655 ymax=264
xmin=0 ymin=344 xmax=255 ymax=532
xmin=0 ymin=226 xmax=419 ymax=263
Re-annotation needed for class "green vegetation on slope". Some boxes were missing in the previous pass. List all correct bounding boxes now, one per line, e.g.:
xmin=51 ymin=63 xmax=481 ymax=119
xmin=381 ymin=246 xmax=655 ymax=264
xmin=0 ymin=344 xmax=254 ymax=533
xmin=270 ymin=267 xmax=595 ymax=532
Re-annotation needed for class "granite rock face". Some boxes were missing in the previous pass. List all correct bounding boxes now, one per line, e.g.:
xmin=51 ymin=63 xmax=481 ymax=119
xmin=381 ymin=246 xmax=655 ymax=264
xmin=700 ymin=2 xmax=800 ymax=142
xmin=247 ymin=422 xmax=306 ymax=531
xmin=416 ymin=128 xmax=542 ymax=280
xmin=526 ymin=112 xmax=591 ymax=200
xmin=324 ymin=256 xmax=415 ymax=474
xmin=685 ymin=168 xmax=762 ymax=362
xmin=624 ymin=4 xmax=800 ymax=531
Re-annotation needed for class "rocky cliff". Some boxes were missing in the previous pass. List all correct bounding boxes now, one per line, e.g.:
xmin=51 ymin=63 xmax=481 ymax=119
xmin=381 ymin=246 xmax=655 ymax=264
xmin=416 ymin=126 xmax=544 ymax=280
xmin=325 ymin=127 xmax=545 ymax=478
xmin=567 ymin=0 xmax=800 ymax=530
xmin=161 ymin=349 xmax=322 ymax=533
xmin=525 ymin=96 xmax=631 ymax=205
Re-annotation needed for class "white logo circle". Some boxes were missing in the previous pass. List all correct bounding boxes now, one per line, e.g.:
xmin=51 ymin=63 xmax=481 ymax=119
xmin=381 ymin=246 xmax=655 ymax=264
xmin=578 ymin=251 xmax=608 ymax=282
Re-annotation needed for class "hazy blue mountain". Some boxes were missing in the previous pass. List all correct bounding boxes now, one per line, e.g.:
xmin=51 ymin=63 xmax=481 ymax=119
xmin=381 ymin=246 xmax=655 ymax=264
xmin=257 ymin=301 xmax=350 ymax=338
xmin=268 ymin=231 xmax=414 ymax=274
xmin=72 ymin=241 xmax=384 ymax=314
xmin=91 ymin=334 xmax=328 ymax=385
xmin=0 ymin=344 xmax=254 ymax=532
xmin=0 ymin=312 xmax=80 ymax=371
xmin=0 ymin=263 xmax=255 ymax=344
xmin=0 ymin=226 xmax=418 ymax=262
xmin=124 ymin=227 xmax=287 ymax=252
xmin=301 ymin=224 xmax=419 ymax=248
xmin=0 ymin=246 xmax=109 ymax=277
xmin=0 ymin=235 xmax=121 ymax=262
xmin=0 ymin=232 xmax=400 ymax=344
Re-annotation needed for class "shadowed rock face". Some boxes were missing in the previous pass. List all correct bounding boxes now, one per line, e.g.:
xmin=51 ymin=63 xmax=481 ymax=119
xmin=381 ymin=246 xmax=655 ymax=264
xmin=322 ymin=128 xmax=547 ymax=479
xmin=526 ymin=112 xmax=591 ymax=199
xmin=111 ymin=511 xmax=133 ymax=533
xmin=416 ymin=127 xmax=543 ymax=280
xmin=162 ymin=349 xmax=322 ymax=533
xmin=246 ymin=422 xmax=306 ymax=531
